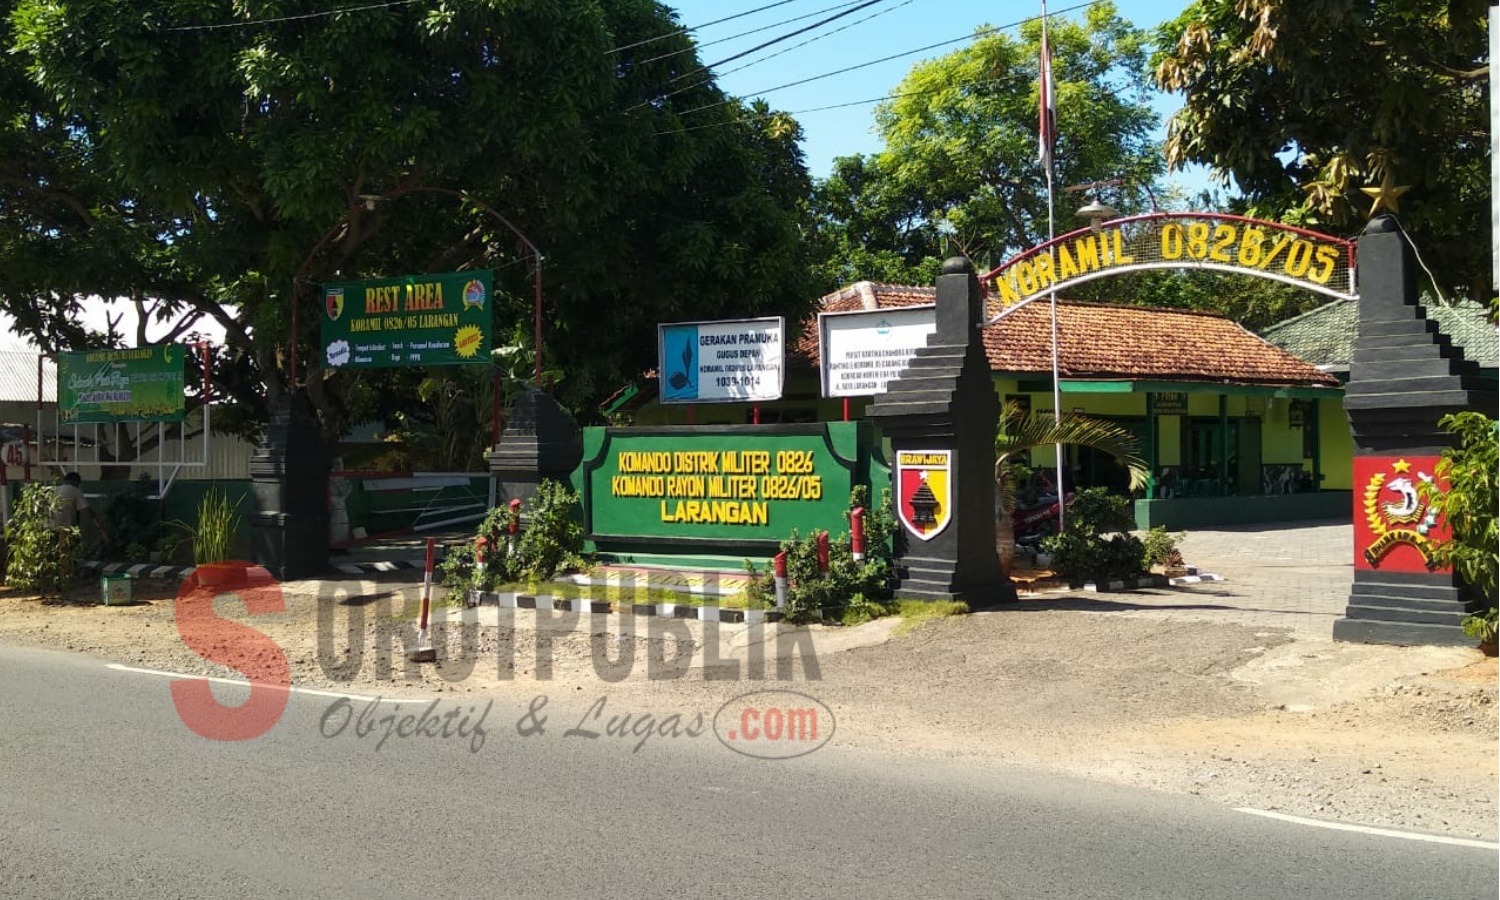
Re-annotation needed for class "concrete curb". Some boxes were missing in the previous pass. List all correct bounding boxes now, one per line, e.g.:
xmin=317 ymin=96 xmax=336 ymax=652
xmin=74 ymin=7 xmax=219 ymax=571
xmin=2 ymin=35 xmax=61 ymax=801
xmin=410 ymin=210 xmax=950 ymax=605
xmin=1082 ymin=575 xmax=1171 ymax=592
xmin=83 ymin=558 xmax=428 ymax=580
xmin=468 ymin=590 xmax=782 ymax=624
xmin=82 ymin=561 xmax=196 ymax=581
xmin=1167 ymin=572 xmax=1226 ymax=586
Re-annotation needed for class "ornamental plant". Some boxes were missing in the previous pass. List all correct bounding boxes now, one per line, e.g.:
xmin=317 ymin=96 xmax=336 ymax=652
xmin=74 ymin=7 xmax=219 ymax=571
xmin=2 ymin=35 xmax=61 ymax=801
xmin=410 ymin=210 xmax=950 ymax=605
xmin=1040 ymin=487 xmax=1147 ymax=584
xmin=1418 ymin=412 xmax=1498 ymax=649
xmin=5 ymin=482 xmax=77 ymax=596
xmin=193 ymin=486 xmax=243 ymax=565
xmin=744 ymin=485 xmax=898 ymax=625
xmin=440 ymin=481 xmax=589 ymax=596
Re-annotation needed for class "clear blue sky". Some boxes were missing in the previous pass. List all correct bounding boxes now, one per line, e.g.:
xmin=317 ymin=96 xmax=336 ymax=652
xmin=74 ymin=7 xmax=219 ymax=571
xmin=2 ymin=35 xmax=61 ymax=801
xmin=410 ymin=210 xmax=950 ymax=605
xmin=663 ymin=0 xmax=1212 ymax=194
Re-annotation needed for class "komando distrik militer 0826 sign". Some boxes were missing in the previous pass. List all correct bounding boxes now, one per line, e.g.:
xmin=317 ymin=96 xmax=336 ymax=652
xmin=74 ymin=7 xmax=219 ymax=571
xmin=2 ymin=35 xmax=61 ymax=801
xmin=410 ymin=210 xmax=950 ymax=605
xmin=322 ymin=270 xmax=492 ymax=369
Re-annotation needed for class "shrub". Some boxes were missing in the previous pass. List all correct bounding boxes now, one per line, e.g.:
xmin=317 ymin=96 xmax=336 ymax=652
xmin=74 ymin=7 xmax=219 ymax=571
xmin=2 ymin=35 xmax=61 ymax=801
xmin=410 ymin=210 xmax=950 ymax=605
xmin=1419 ymin=413 xmax=1498 ymax=645
xmin=1041 ymin=487 xmax=1146 ymax=583
xmin=93 ymin=476 xmax=159 ymax=562
xmin=1421 ymin=413 xmax=1497 ymax=601
xmin=744 ymin=485 xmax=898 ymax=624
xmin=5 ymin=482 xmax=76 ymax=595
xmin=440 ymin=481 xmax=588 ymax=595
xmin=1141 ymin=526 xmax=1185 ymax=567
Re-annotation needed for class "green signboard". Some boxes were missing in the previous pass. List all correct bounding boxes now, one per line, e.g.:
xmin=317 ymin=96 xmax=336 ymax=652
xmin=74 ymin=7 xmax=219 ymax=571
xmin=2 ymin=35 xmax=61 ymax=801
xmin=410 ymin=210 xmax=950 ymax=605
xmin=58 ymin=345 xmax=186 ymax=424
xmin=579 ymin=423 xmax=878 ymax=547
xmin=321 ymin=270 xmax=492 ymax=370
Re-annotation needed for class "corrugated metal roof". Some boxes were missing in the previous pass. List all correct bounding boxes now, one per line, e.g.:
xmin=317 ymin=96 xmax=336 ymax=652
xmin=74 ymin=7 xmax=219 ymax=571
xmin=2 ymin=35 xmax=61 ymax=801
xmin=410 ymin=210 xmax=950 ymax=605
xmin=0 ymin=351 xmax=56 ymax=402
xmin=1260 ymin=300 xmax=1498 ymax=372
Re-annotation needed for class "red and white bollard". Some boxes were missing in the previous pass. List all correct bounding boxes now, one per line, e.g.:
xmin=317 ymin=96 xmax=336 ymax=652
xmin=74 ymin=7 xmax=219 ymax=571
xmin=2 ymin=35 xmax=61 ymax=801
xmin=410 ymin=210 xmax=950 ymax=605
xmin=772 ymin=551 xmax=789 ymax=610
xmin=507 ymin=498 xmax=522 ymax=556
xmin=816 ymin=531 xmax=831 ymax=573
xmin=473 ymin=534 xmax=491 ymax=600
xmin=407 ymin=536 xmax=438 ymax=662
xmin=850 ymin=507 xmax=866 ymax=562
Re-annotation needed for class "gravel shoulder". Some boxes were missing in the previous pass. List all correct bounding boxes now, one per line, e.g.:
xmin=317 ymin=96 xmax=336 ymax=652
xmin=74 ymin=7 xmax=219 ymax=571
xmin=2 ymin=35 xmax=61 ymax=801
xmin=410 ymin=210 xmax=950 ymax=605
xmin=0 ymin=573 xmax=1493 ymax=840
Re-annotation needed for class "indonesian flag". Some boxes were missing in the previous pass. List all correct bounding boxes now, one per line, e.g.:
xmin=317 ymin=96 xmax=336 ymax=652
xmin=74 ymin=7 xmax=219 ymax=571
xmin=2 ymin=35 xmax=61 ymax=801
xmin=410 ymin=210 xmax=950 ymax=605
xmin=1038 ymin=25 xmax=1055 ymax=170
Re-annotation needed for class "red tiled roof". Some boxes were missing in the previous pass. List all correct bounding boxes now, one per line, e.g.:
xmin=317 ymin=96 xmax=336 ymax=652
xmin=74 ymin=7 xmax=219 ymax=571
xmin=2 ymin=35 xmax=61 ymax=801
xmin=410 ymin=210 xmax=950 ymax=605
xmin=797 ymin=282 xmax=1338 ymax=388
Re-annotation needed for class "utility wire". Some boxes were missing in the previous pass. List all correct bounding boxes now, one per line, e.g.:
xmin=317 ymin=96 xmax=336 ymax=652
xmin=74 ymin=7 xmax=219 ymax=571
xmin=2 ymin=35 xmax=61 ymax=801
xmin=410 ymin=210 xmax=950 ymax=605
xmin=655 ymin=75 xmax=1017 ymax=136
xmin=700 ymin=0 xmax=892 ymax=70
xmin=672 ymin=0 xmax=1097 ymax=118
xmin=717 ymin=0 xmax=918 ymax=79
xmin=164 ymin=0 xmax=426 ymax=32
xmin=635 ymin=0 xmax=871 ymax=67
xmin=608 ymin=0 xmax=817 ymax=53
xmin=648 ymin=0 xmax=918 ymax=111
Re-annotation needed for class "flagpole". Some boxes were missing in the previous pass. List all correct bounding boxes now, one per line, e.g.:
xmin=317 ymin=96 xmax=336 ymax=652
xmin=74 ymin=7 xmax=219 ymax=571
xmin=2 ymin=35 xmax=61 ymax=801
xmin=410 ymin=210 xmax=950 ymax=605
xmin=1040 ymin=0 xmax=1066 ymax=534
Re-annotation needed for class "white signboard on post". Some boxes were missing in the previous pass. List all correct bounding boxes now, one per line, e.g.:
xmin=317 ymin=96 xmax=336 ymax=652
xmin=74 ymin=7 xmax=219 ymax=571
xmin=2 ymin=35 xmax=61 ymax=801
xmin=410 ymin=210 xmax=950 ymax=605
xmin=657 ymin=317 xmax=784 ymax=404
xmin=818 ymin=305 xmax=936 ymax=398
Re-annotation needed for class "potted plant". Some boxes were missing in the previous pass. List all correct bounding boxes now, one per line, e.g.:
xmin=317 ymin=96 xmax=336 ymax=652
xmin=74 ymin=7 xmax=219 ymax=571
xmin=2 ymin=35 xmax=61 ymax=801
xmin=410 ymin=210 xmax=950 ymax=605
xmin=192 ymin=487 xmax=243 ymax=586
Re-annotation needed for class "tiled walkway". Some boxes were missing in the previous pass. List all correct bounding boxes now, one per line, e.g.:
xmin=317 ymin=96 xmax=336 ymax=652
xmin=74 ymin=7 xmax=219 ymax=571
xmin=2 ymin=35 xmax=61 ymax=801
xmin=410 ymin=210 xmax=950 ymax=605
xmin=1069 ymin=520 xmax=1355 ymax=638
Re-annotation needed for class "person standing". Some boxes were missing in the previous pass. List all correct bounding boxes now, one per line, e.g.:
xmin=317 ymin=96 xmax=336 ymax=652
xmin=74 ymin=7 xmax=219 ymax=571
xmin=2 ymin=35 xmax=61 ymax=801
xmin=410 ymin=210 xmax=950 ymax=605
xmin=51 ymin=472 xmax=101 ymax=530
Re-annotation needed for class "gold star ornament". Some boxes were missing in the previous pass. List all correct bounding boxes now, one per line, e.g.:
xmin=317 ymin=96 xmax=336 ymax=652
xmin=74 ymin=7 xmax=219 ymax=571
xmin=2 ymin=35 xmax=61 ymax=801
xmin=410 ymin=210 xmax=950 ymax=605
xmin=1361 ymin=172 xmax=1411 ymax=218
xmin=1392 ymin=459 xmax=1411 ymax=474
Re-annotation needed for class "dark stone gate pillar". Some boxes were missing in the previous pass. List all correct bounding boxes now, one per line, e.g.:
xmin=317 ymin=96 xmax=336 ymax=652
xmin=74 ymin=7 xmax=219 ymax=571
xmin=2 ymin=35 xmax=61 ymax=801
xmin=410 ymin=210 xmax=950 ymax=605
xmin=487 ymin=387 xmax=583 ymax=510
xmin=251 ymin=395 xmax=330 ymax=580
xmin=1333 ymin=216 xmax=1497 ymax=645
xmin=866 ymin=257 xmax=1014 ymax=606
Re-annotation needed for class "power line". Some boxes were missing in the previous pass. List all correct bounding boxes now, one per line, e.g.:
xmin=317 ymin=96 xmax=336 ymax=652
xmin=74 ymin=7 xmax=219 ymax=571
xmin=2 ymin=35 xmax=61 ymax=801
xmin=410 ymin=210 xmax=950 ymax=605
xmin=672 ymin=1 xmax=1098 ymax=118
xmin=701 ymin=0 xmax=893 ymax=70
xmin=655 ymin=75 xmax=1017 ymax=136
xmin=717 ymin=0 xmax=919 ymax=79
xmin=607 ymin=0 xmax=812 ymax=53
xmin=164 ymin=0 xmax=426 ymax=32
xmin=648 ymin=0 xmax=919 ymax=111
xmin=636 ymin=0 xmax=871 ymax=68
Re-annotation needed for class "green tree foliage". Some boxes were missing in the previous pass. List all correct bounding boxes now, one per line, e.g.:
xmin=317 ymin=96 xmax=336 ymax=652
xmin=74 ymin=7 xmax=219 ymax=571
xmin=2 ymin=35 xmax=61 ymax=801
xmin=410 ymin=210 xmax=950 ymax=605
xmin=1423 ymin=413 xmax=1498 ymax=602
xmin=809 ymin=4 xmax=1164 ymax=289
xmin=6 ymin=0 xmax=816 ymax=435
xmin=1155 ymin=0 xmax=1491 ymax=300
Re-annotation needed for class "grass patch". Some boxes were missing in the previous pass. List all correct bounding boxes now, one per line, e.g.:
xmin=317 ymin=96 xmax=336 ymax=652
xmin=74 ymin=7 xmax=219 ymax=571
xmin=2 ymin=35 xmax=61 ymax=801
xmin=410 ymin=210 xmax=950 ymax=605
xmin=892 ymin=598 xmax=970 ymax=635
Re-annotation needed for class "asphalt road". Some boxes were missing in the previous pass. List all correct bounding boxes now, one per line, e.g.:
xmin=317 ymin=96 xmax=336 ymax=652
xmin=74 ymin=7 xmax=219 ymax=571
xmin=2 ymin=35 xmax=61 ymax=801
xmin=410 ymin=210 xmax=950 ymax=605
xmin=1 ymin=643 xmax=1494 ymax=899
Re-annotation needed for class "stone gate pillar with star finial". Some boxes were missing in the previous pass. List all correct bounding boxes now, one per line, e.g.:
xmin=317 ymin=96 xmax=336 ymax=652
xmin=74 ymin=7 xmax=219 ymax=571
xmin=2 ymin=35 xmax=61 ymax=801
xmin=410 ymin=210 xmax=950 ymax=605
xmin=865 ymin=257 xmax=1014 ymax=605
xmin=1332 ymin=215 xmax=1498 ymax=646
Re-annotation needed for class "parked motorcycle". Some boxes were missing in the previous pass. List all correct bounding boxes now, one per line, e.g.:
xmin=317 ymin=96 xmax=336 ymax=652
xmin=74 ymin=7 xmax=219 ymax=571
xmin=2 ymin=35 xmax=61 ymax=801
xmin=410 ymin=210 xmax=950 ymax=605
xmin=1013 ymin=490 xmax=1075 ymax=548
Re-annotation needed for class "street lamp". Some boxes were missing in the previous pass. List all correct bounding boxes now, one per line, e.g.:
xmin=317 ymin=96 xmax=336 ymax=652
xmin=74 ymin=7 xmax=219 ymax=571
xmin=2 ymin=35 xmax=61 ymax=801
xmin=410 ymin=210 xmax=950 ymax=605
xmin=1065 ymin=177 xmax=1159 ymax=231
xmin=1075 ymin=195 xmax=1119 ymax=231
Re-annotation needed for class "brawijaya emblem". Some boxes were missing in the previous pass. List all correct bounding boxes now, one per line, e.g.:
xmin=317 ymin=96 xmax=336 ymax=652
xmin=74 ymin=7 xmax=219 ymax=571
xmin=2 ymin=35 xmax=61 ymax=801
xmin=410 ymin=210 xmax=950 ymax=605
xmin=1362 ymin=458 xmax=1441 ymax=568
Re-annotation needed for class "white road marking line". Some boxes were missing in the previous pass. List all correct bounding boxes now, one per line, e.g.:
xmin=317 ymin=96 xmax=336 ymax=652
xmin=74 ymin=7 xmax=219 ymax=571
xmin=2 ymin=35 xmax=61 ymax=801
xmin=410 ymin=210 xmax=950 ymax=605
xmin=106 ymin=663 xmax=378 ymax=702
xmin=1236 ymin=808 xmax=1499 ymax=849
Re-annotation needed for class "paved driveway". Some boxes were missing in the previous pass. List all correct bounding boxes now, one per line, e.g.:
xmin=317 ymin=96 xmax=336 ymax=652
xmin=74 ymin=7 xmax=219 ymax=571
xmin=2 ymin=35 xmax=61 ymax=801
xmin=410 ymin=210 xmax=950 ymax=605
xmin=1072 ymin=520 xmax=1356 ymax=638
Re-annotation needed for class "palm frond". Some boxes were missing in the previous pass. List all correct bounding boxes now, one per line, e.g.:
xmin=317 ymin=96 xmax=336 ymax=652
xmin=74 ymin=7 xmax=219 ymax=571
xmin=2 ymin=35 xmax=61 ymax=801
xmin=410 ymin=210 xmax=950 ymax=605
xmin=994 ymin=400 xmax=1150 ymax=501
